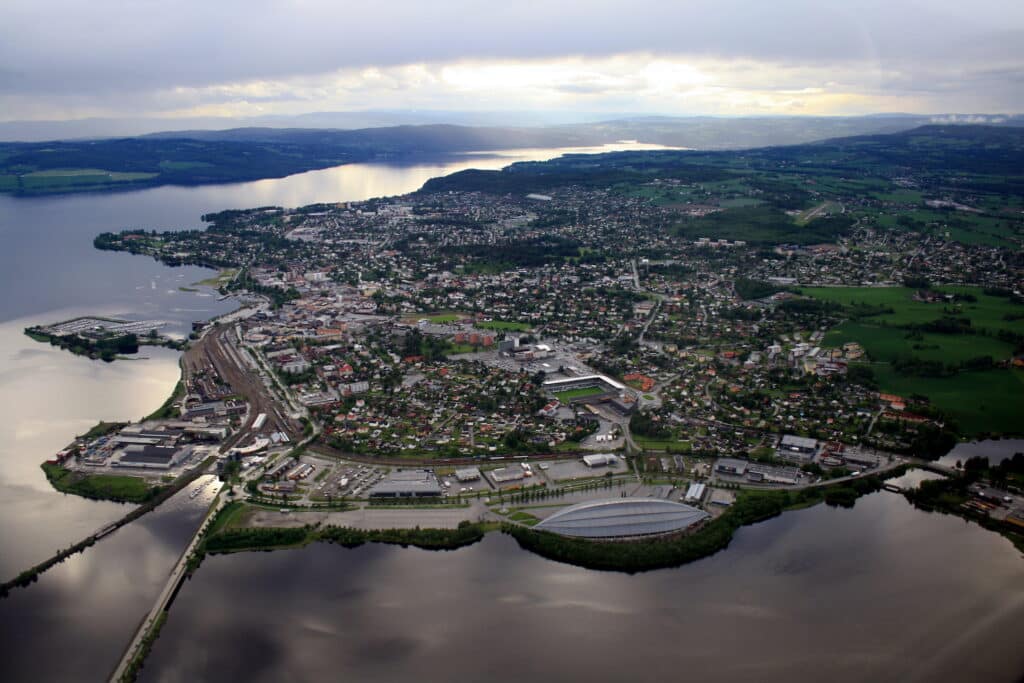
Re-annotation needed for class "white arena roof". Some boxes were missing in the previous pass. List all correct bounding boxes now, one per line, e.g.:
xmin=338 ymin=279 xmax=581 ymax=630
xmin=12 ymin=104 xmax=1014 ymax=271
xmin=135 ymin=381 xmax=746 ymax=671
xmin=535 ymin=498 xmax=708 ymax=538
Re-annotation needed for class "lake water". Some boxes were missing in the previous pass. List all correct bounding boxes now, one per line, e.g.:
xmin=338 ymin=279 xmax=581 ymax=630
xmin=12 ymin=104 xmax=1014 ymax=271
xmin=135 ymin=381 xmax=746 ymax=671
xmin=141 ymin=492 xmax=1024 ymax=683
xmin=0 ymin=476 xmax=222 ymax=681
xmin=938 ymin=439 xmax=1024 ymax=468
xmin=1 ymin=142 xmax=1022 ymax=682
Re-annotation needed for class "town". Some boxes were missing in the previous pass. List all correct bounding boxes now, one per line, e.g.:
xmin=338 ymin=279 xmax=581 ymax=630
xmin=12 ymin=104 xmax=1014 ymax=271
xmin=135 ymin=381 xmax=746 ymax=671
xmin=62 ymin=139 xmax=1024 ymax=545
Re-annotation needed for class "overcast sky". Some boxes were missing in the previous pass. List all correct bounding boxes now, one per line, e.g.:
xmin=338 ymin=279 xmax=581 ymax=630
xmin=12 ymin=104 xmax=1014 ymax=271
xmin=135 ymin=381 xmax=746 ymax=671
xmin=1 ymin=0 xmax=1022 ymax=122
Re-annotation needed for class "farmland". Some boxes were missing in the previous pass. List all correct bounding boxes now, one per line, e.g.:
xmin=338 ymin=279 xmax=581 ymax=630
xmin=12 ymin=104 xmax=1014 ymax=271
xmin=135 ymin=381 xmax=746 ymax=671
xmin=869 ymin=366 xmax=1024 ymax=435
xmin=809 ymin=285 xmax=1024 ymax=435
xmin=803 ymin=286 xmax=1024 ymax=334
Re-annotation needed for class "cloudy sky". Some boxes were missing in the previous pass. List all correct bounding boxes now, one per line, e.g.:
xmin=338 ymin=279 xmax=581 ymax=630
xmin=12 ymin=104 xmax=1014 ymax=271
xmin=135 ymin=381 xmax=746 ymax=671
xmin=1 ymin=0 xmax=1022 ymax=122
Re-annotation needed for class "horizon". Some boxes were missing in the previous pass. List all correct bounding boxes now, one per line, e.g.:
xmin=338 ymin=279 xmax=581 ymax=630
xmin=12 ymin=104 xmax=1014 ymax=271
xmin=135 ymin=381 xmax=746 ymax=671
xmin=0 ymin=109 xmax=1018 ymax=144
xmin=2 ymin=0 xmax=1022 ymax=137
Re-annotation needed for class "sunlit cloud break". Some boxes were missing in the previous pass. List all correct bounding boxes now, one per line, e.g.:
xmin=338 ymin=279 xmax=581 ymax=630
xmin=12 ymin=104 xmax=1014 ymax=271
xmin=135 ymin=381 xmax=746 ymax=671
xmin=0 ymin=0 xmax=1022 ymax=121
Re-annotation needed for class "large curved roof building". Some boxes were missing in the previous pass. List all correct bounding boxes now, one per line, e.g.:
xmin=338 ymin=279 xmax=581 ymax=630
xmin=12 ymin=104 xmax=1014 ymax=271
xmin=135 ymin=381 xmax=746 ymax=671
xmin=535 ymin=498 xmax=709 ymax=539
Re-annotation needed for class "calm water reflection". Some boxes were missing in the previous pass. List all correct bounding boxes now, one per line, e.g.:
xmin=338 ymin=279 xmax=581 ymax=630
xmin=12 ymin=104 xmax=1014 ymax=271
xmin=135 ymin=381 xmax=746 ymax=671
xmin=0 ymin=477 xmax=221 ymax=681
xmin=938 ymin=439 xmax=1024 ymax=468
xmin=144 ymin=492 xmax=1024 ymax=683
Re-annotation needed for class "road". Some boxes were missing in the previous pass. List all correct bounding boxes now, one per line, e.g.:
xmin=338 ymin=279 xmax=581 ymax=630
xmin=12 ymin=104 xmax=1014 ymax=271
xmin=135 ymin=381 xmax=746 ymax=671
xmin=109 ymin=484 xmax=228 ymax=683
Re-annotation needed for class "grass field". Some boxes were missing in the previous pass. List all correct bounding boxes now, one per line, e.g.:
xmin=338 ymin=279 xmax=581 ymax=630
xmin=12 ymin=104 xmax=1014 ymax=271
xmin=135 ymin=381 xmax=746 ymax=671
xmin=421 ymin=312 xmax=461 ymax=323
xmin=803 ymin=286 xmax=1024 ymax=334
xmin=869 ymin=365 xmax=1024 ymax=435
xmin=633 ymin=436 xmax=690 ymax=451
xmin=811 ymin=285 xmax=1024 ymax=435
xmin=477 ymin=320 xmax=532 ymax=332
xmin=553 ymin=386 xmax=606 ymax=401
xmin=18 ymin=168 xmax=158 ymax=193
xmin=823 ymin=322 xmax=1016 ymax=363
xmin=195 ymin=268 xmax=238 ymax=287
xmin=41 ymin=463 xmax=158 ymax=503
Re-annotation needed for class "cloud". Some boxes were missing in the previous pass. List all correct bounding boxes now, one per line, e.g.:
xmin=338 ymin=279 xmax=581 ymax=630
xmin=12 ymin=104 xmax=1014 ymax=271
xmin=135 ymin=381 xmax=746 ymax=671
xmin=0 ymin=0 xmax=1021 ymax=120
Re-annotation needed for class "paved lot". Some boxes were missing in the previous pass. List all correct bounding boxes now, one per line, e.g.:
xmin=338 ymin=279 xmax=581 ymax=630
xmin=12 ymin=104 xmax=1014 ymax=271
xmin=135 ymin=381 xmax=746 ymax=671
xmin=543 ymin=458 xmax=627 ymax=482
xmin=245 ymin=501 xmax=491 ymax=530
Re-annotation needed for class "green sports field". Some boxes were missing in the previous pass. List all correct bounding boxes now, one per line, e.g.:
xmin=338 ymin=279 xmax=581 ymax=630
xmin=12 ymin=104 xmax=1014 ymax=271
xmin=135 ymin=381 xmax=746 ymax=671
xmin=553 ymin=386 xmax=606 ymax=401
xmin=476 ymin=320 xmax=532 ymax=332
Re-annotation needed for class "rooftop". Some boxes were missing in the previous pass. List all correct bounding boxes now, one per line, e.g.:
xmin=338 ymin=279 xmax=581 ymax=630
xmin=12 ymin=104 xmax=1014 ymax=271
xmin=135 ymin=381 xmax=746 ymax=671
xmin=535 ymin=498 xmax=708 ymax=539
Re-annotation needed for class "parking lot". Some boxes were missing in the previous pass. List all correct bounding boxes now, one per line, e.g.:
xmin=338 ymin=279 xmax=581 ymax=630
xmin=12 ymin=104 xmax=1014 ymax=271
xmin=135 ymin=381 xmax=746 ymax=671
xmin=541 ymin=458 xmax=628 ymax=483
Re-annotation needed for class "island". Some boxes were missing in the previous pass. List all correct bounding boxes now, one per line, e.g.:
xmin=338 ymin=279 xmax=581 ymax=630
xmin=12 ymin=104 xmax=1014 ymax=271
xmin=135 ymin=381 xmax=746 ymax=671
xmin=25 ymin=316 xmax=184 ymax=361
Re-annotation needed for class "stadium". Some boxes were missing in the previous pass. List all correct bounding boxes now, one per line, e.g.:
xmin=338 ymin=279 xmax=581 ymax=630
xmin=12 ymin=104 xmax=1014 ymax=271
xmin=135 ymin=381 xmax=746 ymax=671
xmin=535 ymin=498 xmax=709 ymax=539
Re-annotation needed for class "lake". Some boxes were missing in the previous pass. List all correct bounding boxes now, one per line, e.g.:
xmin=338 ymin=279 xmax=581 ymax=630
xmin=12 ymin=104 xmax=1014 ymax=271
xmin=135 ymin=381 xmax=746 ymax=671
xmin=0 ymin=477 xmax=222 ymax=681
xmin=141 ymin=492 xmax=1024 ymax=683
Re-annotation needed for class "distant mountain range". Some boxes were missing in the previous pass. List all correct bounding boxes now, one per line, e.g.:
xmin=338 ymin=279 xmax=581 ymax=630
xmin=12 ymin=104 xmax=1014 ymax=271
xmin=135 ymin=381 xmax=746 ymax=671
xmin=2 ymin=116 xmax=1022 ymax=196
xmin=1 ymin=111 xmax=1020 ymax=144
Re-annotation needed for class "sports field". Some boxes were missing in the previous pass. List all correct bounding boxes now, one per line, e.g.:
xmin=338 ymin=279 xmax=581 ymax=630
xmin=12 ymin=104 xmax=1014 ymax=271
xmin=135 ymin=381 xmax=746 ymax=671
xmin=476 ymin=320 xmax=532 ymax=332
xmin=553 ymin=386 xmax=606 ymax=401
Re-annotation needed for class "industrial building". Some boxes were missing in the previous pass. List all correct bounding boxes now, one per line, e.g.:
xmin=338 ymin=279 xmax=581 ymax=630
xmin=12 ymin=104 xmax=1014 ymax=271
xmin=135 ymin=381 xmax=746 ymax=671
xmin=535 ymin=498 xmax=708 ymax=538
xmin=843 ymin=449 xmax=882 ymax=469
xmin=368 ymin=470 xmax=443 ymax=498
xmin=777 ymin=434 xmax=819 ymax=463
xmin=715 ymin=458 xmax=749 ymax=476
xmin=746 ymin=463 xmax=800 ymax=485
xmin=114 ymin=444 xmax=191 ymax=469
xmin=488 ymin=466 xmax=525 ymax=484
xmin=684 ymin=482 xmax=706 ymax=503
xmin=582 ymin=453 xmax=617 ymax=468
xmin=455 ymin=467 xmax=482 ymax=482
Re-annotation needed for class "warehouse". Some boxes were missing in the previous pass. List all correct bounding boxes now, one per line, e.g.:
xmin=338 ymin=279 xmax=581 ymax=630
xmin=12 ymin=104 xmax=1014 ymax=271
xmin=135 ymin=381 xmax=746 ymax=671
xmin=455 ymin=467 xmax=482 ymax=482
xmin=488 ymin=466 xmax=525 ymax=484
xmin=114 ymin=444 xmax=189 ymax=469
xmin=582 ymin=453 xmax=617 ymax=468
xmin=535 ymin=498 xmax=708 ymax=538
xmin=843 ymin=449 xmax=882 ymax=469
xmin=369 ymin=470 xmax=443 ymax=498
xmin=746 ymin=463 xmax=800 ymax=485
xmin=777 ymin=434 xmax=819 ymax=463
xmin=715 ymin=458 xmax=748 ymax=476
xmin=684 ymin=482 xmax=706 ymax=503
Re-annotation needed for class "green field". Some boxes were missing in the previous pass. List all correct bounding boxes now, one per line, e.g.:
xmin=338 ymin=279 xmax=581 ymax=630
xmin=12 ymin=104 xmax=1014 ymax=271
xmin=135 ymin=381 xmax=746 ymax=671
xmin=195 ymin=267 xmax=238 ymax=287
xmin=553 ymin=386 xmax=606 ymax=401
xmin=808 ymin=285 xmax=1024 ymax=435
xmin=823 ymin=322 xmax=1016 ymax=364
xmin=421 ymin=312 xmax=461 ymax=323
xmin=17 ymin=168 xmax=158 ymax=193
xmin=477 ymin=320 xmax=532 ymax=332
xmin=803 ymin=286 xmax=1024 ymax=334
xmin=41 ymin=463 xmax=159 ymax=503
xmin=870 ymin=366 xmax=1024 ymax=435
